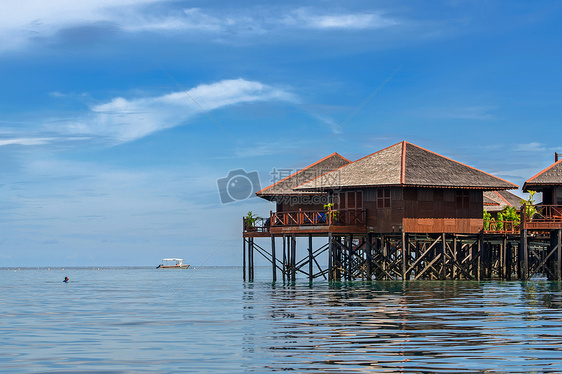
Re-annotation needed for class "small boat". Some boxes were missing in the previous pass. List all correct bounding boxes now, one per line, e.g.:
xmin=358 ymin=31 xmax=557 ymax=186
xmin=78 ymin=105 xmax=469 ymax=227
xmin=156 ymin=258 xmax=190 ymax=269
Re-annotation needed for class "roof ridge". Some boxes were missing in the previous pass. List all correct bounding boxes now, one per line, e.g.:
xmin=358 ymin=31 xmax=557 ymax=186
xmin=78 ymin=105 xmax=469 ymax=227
xmin=405 ymin=142 xmax=518 ymax=189
xmin=291 ymin=142 xmax=404 ymax=191
xmin=256 ymin=152 xmax=348 ymax=195
xmin=525 ymin=158 xmax=562 ymax=184
xmin=400 ymin=141 xmax=406 ymax=184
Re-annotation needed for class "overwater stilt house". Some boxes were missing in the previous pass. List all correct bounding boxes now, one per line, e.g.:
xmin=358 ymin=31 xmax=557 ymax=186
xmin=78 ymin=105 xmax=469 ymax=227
xmin=243 ymin=142 xmax=562 ymax=281
xmin=518 ymin=154 xmax=562 ymax=279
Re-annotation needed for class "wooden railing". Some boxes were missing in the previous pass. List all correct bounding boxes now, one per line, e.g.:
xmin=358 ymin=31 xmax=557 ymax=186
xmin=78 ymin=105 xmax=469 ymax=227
xmin=243 ymin=217 xmax=270 ymax=233
xmin=484 ymin=220 xmax=520 ymax=234
xmin=522 ymin=204 xmax=562 ymax=230
xmin=270 ymin=209 xmax=366 ymax=227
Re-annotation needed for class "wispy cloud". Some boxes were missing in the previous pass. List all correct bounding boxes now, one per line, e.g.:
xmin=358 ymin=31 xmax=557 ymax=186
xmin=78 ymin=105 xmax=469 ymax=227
xmin=283 ymin=8 xmax=399 ymax=30
xmin=515 ymin=142 xmax=548 ymax=153
xmin=0 ymin=137 xmax=55 ymax=147
xmin=1 ymin=2 xmax=402 ymax=52
xmin=51 ymin=78 xmax=296 ymax=144
xmin=426 ymin=105 xmax=499 ymax=120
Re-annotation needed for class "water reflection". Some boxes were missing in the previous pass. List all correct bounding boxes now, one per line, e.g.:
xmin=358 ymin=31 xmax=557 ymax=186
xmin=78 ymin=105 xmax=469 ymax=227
xmin=243 ymin=280 xmax=562 ymax=372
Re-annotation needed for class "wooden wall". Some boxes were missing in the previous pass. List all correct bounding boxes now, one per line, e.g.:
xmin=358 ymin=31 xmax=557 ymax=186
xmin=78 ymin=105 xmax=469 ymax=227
xmin=362 ymin=187 xmax=484 ymax=233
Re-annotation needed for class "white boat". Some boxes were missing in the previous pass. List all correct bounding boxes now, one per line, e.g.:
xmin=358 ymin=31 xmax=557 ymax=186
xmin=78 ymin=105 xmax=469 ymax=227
xmin=156 ymin=258 xmax=190 ymax=269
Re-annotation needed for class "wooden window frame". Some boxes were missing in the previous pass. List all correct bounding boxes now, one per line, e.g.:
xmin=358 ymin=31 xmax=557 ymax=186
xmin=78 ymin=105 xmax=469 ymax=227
xmin=456 ymin=190 xmax=470 ymax=210
xmin=377 ymin=188 xmax=391 ymax=209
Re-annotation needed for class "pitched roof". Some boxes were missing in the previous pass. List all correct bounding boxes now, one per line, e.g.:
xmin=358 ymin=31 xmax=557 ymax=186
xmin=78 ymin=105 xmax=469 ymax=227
xmin=523 ymin=159 xmax=562 ymax=191
xmin=483 ymin=190 xmax=522 ymax=212
xmin=295 ymin=141 xmax=518 ymax=191
xmin=256 ymin=153 xmax=350 ymax=199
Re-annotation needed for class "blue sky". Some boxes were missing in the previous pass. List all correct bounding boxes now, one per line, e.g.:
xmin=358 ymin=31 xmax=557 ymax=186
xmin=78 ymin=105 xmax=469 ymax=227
xmin=1 ymin=0 xmax=561 ymax=266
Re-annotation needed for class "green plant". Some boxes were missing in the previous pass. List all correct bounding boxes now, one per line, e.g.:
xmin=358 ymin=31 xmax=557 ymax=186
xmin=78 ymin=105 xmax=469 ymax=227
xmin=496 ymin=212 xmax=505 ymax=231
xmin=244 ymin=211 xmax=258 ymax=228
xmin=483 ymin=209 xmax=491 ymax=230
xmin=520 ymin=190 xmax=537 ymax=221
xmin=323 ymin=203 xmax=338 ymax=222
xmin=501 ymin=206 xmax=520 ymax=223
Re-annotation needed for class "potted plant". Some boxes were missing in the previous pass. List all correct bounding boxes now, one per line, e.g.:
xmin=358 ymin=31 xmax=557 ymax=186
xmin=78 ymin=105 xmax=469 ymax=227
xmin=244 ymin=211 xmax=258 ymax=231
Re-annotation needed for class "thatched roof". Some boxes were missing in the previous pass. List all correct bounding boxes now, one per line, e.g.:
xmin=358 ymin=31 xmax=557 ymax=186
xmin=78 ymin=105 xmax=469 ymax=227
xmin=295 ymin=141 xmax=517 ymax=191
xmin=483 ymin=190 xmax=522 ymax=212
xmin=523 ymin=159 xmax=562 ymax=192
xmin=256 ymin=153 xmax=350 ymax=200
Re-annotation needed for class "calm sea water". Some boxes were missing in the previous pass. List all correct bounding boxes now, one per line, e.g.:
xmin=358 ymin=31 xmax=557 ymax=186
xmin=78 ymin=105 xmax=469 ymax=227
xmin=1 ymin=267 xmax=562 ymax=373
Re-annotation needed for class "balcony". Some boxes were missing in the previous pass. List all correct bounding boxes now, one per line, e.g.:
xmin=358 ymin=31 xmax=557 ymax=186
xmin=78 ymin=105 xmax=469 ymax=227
xmin=522 ymin=204 xmax=562 ymax=231
xmin=243 ymin=209 xmax=367 ymax=236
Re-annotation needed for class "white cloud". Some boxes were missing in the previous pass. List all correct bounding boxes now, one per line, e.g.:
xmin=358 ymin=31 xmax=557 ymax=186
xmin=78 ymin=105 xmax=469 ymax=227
xmin=515 ymin=142 xmax=547 ymax=152
xmin=57 ymin=78 xmax=296 ymax=143
xmin=284 ymin=8 xmax=399 ymax=30
xmin=0 ymin=2 xmax=401 ymax=52
xmin=0 ymin=137 xmax=55 ymax=147
xmin=0 ymin=0 xmax=158 ymax=51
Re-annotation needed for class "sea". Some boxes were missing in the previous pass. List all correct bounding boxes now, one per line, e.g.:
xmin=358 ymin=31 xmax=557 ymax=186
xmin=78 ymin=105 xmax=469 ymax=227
xmin=1 ymin=267 xmax=562 ymax=373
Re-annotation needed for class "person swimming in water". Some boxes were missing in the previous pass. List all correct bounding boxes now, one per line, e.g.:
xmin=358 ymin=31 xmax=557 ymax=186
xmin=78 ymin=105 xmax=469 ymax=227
xmin=64 ymin=277 xmax=69 ymax=283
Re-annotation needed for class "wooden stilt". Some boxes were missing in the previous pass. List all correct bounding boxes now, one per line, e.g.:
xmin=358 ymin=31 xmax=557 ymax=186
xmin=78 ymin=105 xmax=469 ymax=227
xmin=520 ymin=229 xmax=528 ymax=281
xmin=271 ymin=235 xmax=276 ymax=282
xmin=441 ymin=233 xmax=446 ymax=280
xmin=328 ymin=233 xmax=333 ymax=281
xmin=366 ymin=233 xmax=373 ymax=280
xmin=243 ymin=238 xmax=247 ymax=282
xmin=308 ymin=234 xmax=313 ymax=282
xmin=556 ymin=229 xmax=562 ymax=281
xmin=291 ymin=235 xmax=296 ymax=282
xmin=249 ymin=237 xmax=254 ymax=282
xmin=282 ymin=235 xmax=287 ymax=282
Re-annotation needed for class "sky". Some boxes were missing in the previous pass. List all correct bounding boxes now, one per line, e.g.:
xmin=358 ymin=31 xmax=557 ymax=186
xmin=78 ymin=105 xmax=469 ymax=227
xmin=1 ymin=0 xmax=561 ymax=267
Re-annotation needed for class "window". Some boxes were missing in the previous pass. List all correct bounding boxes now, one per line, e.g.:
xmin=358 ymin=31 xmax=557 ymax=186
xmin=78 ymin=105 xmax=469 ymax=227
xmin=456 ymin=190 xmax=470 ymax=209
xmin=377 ymin=188 xmax=391 ymax=208
xmin=336 ymin=191 xmax=363 ymax=210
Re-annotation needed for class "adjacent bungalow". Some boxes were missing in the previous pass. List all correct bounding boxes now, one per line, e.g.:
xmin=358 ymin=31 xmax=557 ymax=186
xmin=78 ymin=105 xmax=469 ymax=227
xmin=523 ymin=154 xmax=562 ymax=205
xmin=483 ymin=190 xmax=522 ymax=214
xmin=522 ymin=154 xmax=562 ymax=229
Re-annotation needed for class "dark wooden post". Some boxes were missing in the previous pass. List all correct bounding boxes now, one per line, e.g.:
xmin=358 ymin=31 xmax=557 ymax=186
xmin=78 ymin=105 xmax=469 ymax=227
xmin=348 ymin=234 xmax=353 ymax=281
xmin=249 ymin=237 xmax=254 ymax=282
xmin=506 ymin=241 xmax=512 ymax=281
xmin=477 ymin=234 xmax=483 ymax=281
xmin=335 ymin=236 xmax=342 ymax=281
xmin=382 ymin=234 xmax=388 ymax=280
xmin=282 ymin=235 xmax=287 ymax=282
xmin=556 ymin=229 xmax=562 ymax=281
xmin=452 ymin=235 xmax=457 ymax=279
xmin=308 ymin=234 xmax=313 ymax=282
xmin=441 ymin=233 xmax=446 ymax=280
xmin=501 ymin=236 xmax=507 ymax=280
xmin=243 ymin=237 xmax=247 ymax=282
xmin=328 ymin=233 xmax=333 ymax=281
xmin=271 ymin=235 xmax=276 ymax=282
xmin=291 ymin=235 xmax=296 ymax=282
xmin=520 ymin=229 xmax=528 ymax=280
xmin=402 ymin=232 xmax=408 ymax=280
xmin=366 ymin=233 xmax=373 ymax=280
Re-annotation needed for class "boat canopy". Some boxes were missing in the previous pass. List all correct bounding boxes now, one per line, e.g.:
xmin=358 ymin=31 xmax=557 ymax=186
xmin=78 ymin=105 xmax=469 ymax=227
xmin=162 ymin=258 xmax=183 ymax=262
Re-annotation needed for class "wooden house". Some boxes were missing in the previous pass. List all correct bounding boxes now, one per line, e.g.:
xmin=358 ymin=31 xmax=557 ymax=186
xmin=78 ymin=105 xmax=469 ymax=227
xmin=483 ymin=190 xmax=522 ymax=214
xmin=286 ymin=141 xmax=518 ymax=234
xmin=522 ymin=154 xmax=562 ymax=229
xmin=523 ymin=155 xmax=562 ymax=205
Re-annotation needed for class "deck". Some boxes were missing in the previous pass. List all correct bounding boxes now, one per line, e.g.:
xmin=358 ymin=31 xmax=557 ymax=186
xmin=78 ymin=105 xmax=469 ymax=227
xmin=243 ymin=205 xmax=562 ymax=238
xmin=243 ymin=209 xmax=368 ymax=237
